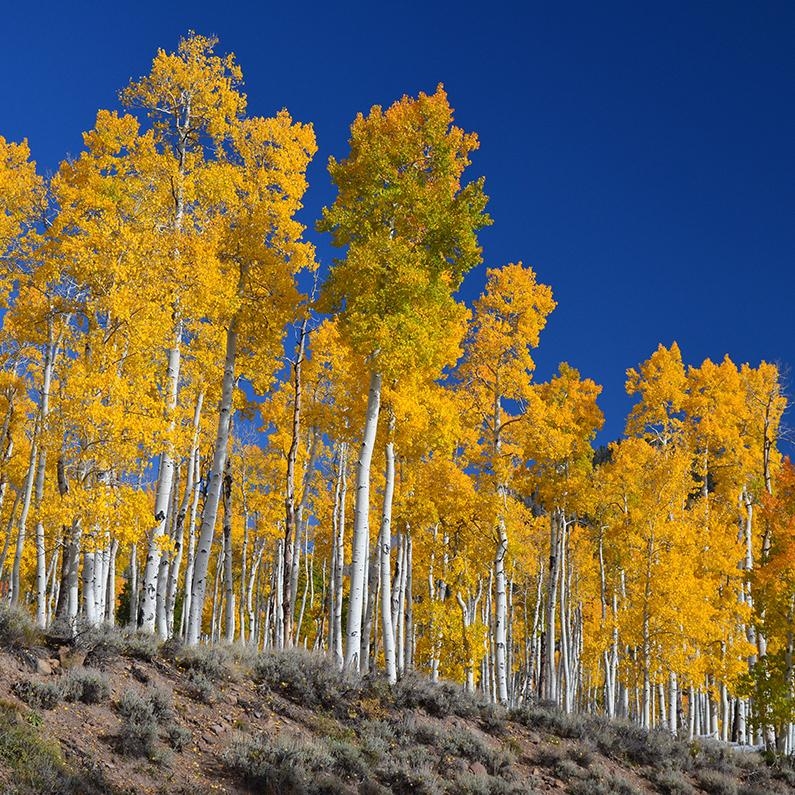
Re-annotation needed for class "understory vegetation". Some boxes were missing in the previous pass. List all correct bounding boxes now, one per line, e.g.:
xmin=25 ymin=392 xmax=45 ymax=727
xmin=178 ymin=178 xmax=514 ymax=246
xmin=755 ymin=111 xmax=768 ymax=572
xmin=2 ymin=618 xmax=795 ymax=793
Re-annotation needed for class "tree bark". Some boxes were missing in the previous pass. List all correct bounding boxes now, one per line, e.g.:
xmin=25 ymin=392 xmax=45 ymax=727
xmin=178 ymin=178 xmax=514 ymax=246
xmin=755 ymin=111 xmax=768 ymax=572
xmin=344 ymin=370 xmax=382 ymax=671
xmin=379 ymin=427 xmax=397 ymax=684
xmin=140 ymin=326 xmax=182 ymax=632
xmin=186 ymin=321 xmax=237 ymax=645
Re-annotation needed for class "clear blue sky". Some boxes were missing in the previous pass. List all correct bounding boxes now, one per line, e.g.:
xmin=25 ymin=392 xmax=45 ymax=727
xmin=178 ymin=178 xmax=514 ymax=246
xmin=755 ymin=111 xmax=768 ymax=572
xmin=2 ymin=1 xmax=793 ymax=445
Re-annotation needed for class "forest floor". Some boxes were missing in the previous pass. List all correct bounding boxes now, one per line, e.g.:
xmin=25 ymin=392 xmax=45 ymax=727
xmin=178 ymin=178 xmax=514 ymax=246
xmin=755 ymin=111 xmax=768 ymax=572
xmin=0 ymin=608 xmax=792 ymax=794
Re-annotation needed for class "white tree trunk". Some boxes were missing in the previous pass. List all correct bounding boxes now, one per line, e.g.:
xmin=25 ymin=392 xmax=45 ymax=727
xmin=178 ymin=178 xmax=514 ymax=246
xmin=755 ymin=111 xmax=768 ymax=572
xmin=140 ymin=329 xmax=182 ymax=632
xmin=344 ymin=370 xmax=381 ymax=672
xmin=379 ymin=435 xmax=397 ymax=684
xmin=11 ymin=439 xmax=38 ymax=605
xmin=128 ymin=542 xmax=138 ymax=626
xmin=180 ymin=447 xmax=202 ymax=638
xmin=223 ymin=456 xmax=235 ymax=643
xmin=34 ymin=336 xmax=59 ymax=628
xmin=494 ymin=518 xmax=509 ymax=705
xmin=669 ymin=671 xmax=678 ymax=736
xmin=105 ymin=539 xmax=118 ymax=624
xmin=82 ymin=551 xmax=98 ymax=625
xmin=186 ymin=322 xmax=236 ymax=645
xmin=330 ymin=443 xmax=347 ymax=668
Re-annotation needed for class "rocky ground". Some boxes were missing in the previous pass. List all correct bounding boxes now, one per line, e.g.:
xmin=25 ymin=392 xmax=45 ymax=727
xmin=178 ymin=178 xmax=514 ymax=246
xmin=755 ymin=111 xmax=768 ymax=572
xmin=0 ymin=605 xmax=792 ymax=795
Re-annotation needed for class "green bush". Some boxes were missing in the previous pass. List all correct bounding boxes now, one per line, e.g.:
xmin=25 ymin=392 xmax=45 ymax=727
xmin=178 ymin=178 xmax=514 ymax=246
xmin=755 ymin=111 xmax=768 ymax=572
xmin=185 ymin=669 xmax=216 ymax=703
xmin=60 ymin=667 xmax=110 ymax=704
xmin=0 ymin=699 xmax=68 ymax=794
xmin=11 ymin=680 xmax=62 ymax=710
xmin=166 ymin=723 xmax=192 ymax=752
xmin=0 ymin=603 xmax=39 ymax=649
xmin=116 ymin=690 xmax=159 ymax=758
xmin=254 ymin=648 xmax=358 ymax=710
xmin=445 ymin=773 xmax=524 ymax=795
xmin=394 ymin=673 xmax=481 ymax=718
xmin=224 ymin=732 xmax=333 ymax=792
xmin=568 ymin=771 xmax=641 ymax=795
xmin=510 ymin=703 xmax=588 ymax=739
xmin=654 ymin=768 xmax=696 ymax=795
xmin=177 ymin=645 xmax=232 ymax=681
xmin=695 ymin=769 xmax=738 ymax=795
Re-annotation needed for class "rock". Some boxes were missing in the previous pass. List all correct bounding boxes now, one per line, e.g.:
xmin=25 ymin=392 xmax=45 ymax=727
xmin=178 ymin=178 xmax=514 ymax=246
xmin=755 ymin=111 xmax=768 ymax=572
xmin=36 ymin=658 xmax=52 ymax=675
xmin=59 ymin=648 xmax=87 ymax=669
xmin=469 ymin=762 xmax=487 ymax=777
xmin=210 ymin=723 xmax=225 ymax=735
xmin=130 ymin=664 xmax=149 ymax=683
xmin=48 ymin=658 xmax=60 ymax=670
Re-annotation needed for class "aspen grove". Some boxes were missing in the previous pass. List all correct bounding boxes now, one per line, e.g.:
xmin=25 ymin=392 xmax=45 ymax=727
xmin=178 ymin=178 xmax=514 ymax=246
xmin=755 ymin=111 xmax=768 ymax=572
xmin=2 ymin=33 xmax=795 ymax=753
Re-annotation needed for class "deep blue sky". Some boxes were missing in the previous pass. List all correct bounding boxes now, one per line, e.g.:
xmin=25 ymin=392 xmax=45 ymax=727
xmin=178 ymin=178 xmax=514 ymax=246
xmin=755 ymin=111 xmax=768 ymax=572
xmin=2 ymin=2 xmax=793 ymax=445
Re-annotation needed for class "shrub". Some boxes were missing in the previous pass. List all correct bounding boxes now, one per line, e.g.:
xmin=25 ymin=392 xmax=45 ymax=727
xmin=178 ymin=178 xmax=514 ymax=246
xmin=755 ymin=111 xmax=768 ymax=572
xmin=0 ymin=603 xmax=39 ymax=649
xmin=441 ymin=727 xmax=513 ymax=775
xmin=568 ymin=772 xmax=641 ymax=795
xmin=325 ymin=736 xmax=370 ymax=779
xmin=695 ymin=769 xmax=738 ymax=795
xmin=654 ymin=768 xmax=696 ymax=795
xmin=357 ymin=720 xmax=391 ymax=760
xmin=77 ymin=624 xmax=160 ymax=666
xmin=536 ymin=745 xmax=566 ymax=769
xmin=116 ymin=690 xmax=159 ymax=758
xmin=167 ymin=724 xmax=192 ymax=752
xmin=510 ymin=703 xmax=587 ymax=739
xmin=375 ymin=752 xmax=445 ymax=795
xmin=177 ymin=645 xmax=232 ymax=681
xmin=254 ymin=648 xmax=357 ymax=710
xmin=446 ymin=773 xmax=523 ymax=794
xmin=0 ymin=699 xmax=68 ymax=794
xmin=12 ymin=679 xmax=62 ymax=710
xmin=60 ymin=667 xmax=110 ymax=704
xmin=224 ymin=732 xmax=333 ymax=791
xmin=394 ymin=673 xmax=480 ymax=718
xmin=587 ymin=719 xmax=691 ymax=771
xmin=185 ymin=669 xmax=216 ymax=703
xmin=479 ymin=703 xmax=508 ymax=736
xmin=567 ymin=743 xmax=595 ymax=768
xmin=121 ymin=629 xmax=161 ymax=661
xmin=147 ymin=684 xmax=173 ymax=721
xmin=695 ymin=741 xmax=739 ymax=776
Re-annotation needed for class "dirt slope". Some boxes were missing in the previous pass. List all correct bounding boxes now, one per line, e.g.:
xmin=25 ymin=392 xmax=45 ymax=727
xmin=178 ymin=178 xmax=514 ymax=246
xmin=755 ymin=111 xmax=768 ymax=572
xmin=0 ymin=618 xmax=791 ymax=795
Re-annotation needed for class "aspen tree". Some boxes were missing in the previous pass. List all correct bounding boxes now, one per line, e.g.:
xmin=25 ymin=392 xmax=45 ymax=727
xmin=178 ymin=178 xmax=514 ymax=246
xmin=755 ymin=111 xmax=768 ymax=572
xmin=319 ymin=86 xmax=488 ymax=672
xmin=458 ymin=263 xmax=555 ymax=704
xmin=185 ymin=109 xmax=316 ymax=645
xmin=118 ymin=33 xmax=247 ymax=634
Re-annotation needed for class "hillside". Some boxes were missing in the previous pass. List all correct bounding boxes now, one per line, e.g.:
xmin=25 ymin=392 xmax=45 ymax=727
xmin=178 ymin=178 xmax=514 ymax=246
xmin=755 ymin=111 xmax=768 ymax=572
xmin=0 ymin=607 xmax=791 ymax=795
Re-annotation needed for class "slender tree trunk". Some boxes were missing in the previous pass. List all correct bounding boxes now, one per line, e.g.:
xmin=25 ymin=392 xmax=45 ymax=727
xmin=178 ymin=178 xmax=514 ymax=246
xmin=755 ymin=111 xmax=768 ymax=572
xmin=11 ymin=434 xmax=38 ymax=605
xmin=494 ymin=515 xmax=509 ymax=704
xmin=404 ymin=530 xmax=413 ymax=673
xmin=181 ymin=447 xmax=202 ymax=638
xmin=345 ymin=370 xmax=382 ymax=671
xmin=140 ymin=325 xmax=182 ymax=632
xmin=129 ymin=542 xmax=138 ymax=627
xmin=34 ymin=333 xmax=60 ymax=628
xmin=545 ymin=508 xmax=562 ymax=703
xmin=330 ymin=443 xmax=347 ymax=667
xmin=379 ymin=428 xmax=397 ymax=683
xmin=156 ymin=466 xmax=180 ymax=636
xmin=186 ymin=321 xmax=237 ymax=645
xmin=283 ymin=317 xmax=309 ymax=647
xmin=222 ymin=455 xmax=235 ymax=643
